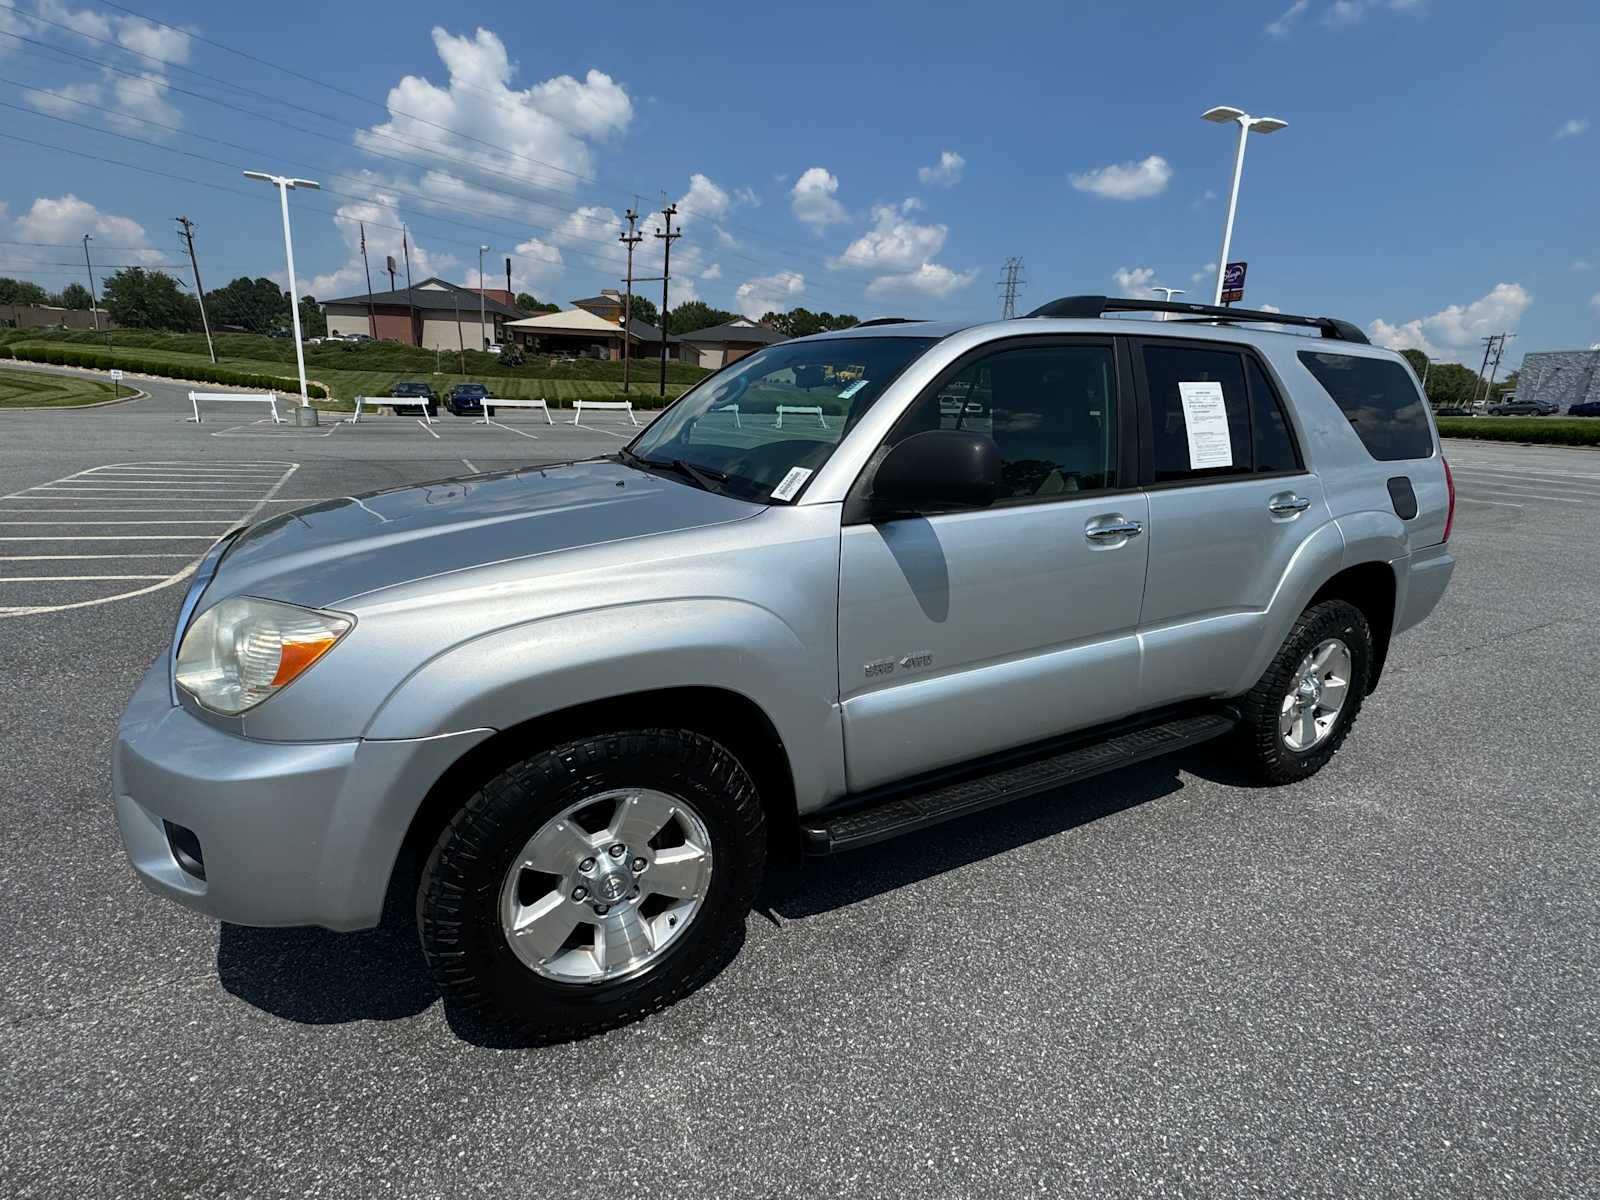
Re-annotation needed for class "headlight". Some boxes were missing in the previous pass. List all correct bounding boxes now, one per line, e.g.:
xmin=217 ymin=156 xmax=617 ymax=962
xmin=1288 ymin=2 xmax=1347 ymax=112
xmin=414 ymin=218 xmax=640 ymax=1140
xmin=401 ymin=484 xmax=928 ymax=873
xmin=174 ymin=596 xmax=353 ymax=715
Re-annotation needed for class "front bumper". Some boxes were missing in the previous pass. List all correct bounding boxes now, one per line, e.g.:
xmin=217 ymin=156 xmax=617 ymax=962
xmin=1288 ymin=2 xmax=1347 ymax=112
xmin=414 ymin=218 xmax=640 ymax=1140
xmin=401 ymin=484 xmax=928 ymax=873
xmin=113 ymin=655 xmax=492 ymax=931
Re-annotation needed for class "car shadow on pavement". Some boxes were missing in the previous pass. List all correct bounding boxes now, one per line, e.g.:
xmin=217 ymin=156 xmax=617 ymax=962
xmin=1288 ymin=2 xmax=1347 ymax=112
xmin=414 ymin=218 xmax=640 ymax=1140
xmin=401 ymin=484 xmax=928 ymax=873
xmin=760 ymin=755 xmax=1192 ymax=921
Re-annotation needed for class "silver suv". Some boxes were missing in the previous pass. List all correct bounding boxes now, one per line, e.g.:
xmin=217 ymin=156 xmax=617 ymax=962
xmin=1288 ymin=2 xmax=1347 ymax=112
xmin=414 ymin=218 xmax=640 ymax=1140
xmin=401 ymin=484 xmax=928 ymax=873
xmin=114 ymin=295 xmax=1456 ymax=1041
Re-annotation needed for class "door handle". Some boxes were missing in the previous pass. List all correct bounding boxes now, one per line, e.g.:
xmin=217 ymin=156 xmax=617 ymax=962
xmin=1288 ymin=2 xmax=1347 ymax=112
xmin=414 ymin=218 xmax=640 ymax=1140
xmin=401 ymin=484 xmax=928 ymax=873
xmin=1085 ymin=515 xmax=1144 ymax=542
xmin=1268 ymin=493 xmax=1311 ymax=515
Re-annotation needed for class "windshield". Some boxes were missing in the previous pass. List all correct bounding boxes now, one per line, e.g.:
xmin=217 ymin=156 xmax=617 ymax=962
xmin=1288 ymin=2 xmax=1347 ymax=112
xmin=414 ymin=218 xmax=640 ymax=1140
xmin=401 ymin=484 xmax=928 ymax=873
xmin=627 ymin=335 xmax=937 ymax=502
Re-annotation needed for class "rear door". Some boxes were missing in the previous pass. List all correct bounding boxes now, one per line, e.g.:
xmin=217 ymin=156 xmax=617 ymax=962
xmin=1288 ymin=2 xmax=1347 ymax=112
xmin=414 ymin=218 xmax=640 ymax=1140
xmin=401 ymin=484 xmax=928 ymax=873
xmin=836 ymin=337 xmax=1149 ymax=791
xmin=1132 ymin=338 xmax=1327 ymax=708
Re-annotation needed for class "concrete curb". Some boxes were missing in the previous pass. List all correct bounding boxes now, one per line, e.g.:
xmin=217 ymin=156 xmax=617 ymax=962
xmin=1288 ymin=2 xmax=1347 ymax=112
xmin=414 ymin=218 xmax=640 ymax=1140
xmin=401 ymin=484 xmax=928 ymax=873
xmin=1 ymin=386 xmax=150 ymax=411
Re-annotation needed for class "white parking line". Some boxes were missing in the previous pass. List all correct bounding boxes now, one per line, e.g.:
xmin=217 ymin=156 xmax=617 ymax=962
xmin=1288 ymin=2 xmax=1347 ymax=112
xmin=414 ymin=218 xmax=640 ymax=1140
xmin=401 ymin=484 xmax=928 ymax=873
xmin=0 ymin=554 xmax=195 ymax=560
xmin=1454 ymin=497 xmax=1524 ymax=508
xmin=461 ymin=458 xmax=478 ymax=472
xmin=1453 ymin=487 xmax=1582 ymax=505
xmin=573 ymin=422 xmax=632 ymax=438
xmin=0 ymin=534 xmax=226 ymax=540
xmin=486 ymin=419 xmax=539 ymax=440
xmin=417 ymin=418 xmax=440 ymax=439
xmin=0 ymin=574 xmax=170 ymax=582
xmin=0 ymin=520 xmax=238 ymax=525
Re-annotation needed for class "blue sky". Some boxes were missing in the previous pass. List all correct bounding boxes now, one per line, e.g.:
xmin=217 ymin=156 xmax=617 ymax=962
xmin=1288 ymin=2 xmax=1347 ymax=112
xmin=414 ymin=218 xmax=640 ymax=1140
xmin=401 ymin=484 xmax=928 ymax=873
xmin=0 ymin=0 xmax=1595 ymax=367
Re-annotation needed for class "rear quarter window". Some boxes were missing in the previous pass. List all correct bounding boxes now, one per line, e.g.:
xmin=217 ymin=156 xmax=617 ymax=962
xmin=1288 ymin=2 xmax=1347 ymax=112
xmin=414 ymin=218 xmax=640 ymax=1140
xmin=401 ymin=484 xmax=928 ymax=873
xmin=1298 ymin=351 xmax=1434 ymax=461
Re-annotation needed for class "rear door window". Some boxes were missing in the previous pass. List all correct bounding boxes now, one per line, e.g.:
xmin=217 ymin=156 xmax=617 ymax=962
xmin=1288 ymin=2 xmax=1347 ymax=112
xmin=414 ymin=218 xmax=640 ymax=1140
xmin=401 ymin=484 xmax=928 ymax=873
xmin=1298 ymin=351 xmax=1433 ymax=460
xmin=1140 ymin=344 xmax=1252 ymax=483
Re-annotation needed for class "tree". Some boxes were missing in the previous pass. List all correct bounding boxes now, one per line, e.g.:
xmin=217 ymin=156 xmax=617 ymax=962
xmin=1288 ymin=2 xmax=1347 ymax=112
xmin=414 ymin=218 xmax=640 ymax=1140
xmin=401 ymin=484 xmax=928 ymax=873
xmin=205 ymin=276 xmax=291 ymax=333
xmin=666 ymin=300 xmax=736 ymax=335
xmin=102 ymin=268 xmax=201 ymax=331
xmin=0 ymin=278 xmax=51 ymax=306
xmin=623 ymin=295 xmax=659 ymax=327
xmin=1398 ymin=348 xmax=1428 ymax=378
xmin=1422 ymin=362 xmax=1481 ymax=412
xmin=514 ymin=291 xmax=559 ymax=315
xmin=760 ymin=308 xmax=859 ymax=338
xmin=57 ymin=282 xmax=93 ymax=310
xmin=298 ymin=295 xmax=327 ymax=338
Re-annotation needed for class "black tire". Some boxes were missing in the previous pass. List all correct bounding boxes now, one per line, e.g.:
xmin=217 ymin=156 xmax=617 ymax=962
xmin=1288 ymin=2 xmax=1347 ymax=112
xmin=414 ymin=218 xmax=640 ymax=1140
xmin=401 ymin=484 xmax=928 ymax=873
xmin=1233 ymin=599 xmax=1372 ymax=785
xmin=417 ymin=728 xmax=766 ymax=1043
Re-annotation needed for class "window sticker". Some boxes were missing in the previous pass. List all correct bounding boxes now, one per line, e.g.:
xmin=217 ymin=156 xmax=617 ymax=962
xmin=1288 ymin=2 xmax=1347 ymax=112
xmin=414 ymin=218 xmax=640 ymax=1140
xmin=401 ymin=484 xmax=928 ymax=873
xmin=770 ymin=466 xmax=813 ymax=502
xmin=1177 ymin=380 xmax=1233 ymax=470
xmin=837 ymin=379 xmax=869 ymax=400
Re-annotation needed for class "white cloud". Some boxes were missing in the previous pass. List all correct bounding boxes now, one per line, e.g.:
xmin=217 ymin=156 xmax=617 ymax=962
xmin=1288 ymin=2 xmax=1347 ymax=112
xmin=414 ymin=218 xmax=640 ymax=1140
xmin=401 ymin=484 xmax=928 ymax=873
xmin=5 ymin=194 xmax=168 ymax=283
xmin=1554 ymin=117 xmax=1590 ymax=141
xmin=1369 ymin=282 xmax=1533 ymax=362
xmin=356 ymin=27 xmax=632 ymax=195
xmin=1111 ymin=267 xmax=1160 ymax=298
xmin=734 ymin=186 xmax=760 ymax=207
xmin=1591 ymin=292 xmax=1600 ymax=314
xmin=865 ymin=263 xmax=979 ymax=299
xmin=1573 ymin=260 xmax=1594 ymax=272
xmin=917 ymin=150 xmax=965 ymax=188
xmin=1191 ymin=262 xmax=1217 ymax=285
xmin=304 ymin=188 xmax=460 ymax=298
xmin=1069 ymin=155 xmax=1172 ymax=200
xmin=675 ymin=172 xmax=730 ymax=229
xmin=1325 ymin=0 xmax=1365 ymax=25
xmin=114 ymin=16 xmax=194 ymax=64
xmin=790 ymin=166 xmax=847 ymax=232
xmin=25 ymin=66 xmax=183 ymax=134
xmin=831 ymin=199 xmax=947 ymax=273
xmin=1266 ymin=0 xmax=1311 ymax=35
xmin=1259 ymin=303 xmax=1282 ymax=312
xmin=700 ymin=263 xmax=722 ymax=281
xmin=735 ymin=270 xmax=804 ymax=319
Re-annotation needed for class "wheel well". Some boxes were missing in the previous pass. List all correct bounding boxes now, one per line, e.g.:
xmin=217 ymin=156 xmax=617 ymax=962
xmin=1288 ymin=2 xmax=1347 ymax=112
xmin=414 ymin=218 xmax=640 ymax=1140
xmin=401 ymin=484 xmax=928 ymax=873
xmin=1310 ymin=562 xmax=1397 ymax=693
xmin=396 ymin=687 xmax=800 ymax=880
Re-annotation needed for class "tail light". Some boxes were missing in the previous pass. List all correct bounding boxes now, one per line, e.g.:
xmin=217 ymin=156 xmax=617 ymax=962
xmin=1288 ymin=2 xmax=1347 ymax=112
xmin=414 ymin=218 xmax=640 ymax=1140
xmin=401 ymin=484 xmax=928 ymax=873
xmin=1442 ymin=457 xmax=1455 ymax=542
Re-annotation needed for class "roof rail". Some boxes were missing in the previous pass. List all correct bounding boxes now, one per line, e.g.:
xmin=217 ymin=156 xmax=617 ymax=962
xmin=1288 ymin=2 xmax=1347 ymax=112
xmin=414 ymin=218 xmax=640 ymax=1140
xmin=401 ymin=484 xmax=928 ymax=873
xmin=1023 ymin=294 xmax=1369 ymax=344
xmin=855 ymin=316 xmax=924 ymax=327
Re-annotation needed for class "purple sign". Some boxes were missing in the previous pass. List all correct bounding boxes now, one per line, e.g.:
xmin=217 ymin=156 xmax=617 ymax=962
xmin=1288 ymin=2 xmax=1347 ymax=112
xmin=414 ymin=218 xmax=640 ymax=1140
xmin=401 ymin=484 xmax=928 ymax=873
xmin=1221 ymin=261 xmax=1247 ymax=303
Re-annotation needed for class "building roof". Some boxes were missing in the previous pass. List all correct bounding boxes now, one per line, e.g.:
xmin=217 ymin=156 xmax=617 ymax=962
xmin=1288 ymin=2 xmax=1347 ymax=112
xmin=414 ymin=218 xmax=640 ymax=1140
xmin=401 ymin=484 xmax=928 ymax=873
xmin=624 ymin=317 xmax=680 ymax=344
xmin=571 ymin=292 xmax=623 ymax=308
xmin=322 ymin=277 xmax=521 ymax=318
xmin=675 ymin=318 xmax=787 ymax=346
xmin=503 ymin=307 xmax=627 ymax=334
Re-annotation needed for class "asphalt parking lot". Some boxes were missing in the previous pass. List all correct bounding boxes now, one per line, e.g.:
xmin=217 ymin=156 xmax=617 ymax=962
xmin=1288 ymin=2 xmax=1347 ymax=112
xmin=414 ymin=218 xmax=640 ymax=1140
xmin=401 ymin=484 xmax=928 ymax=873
xmin=3 ymin=373 xmax=1599 ymax=1198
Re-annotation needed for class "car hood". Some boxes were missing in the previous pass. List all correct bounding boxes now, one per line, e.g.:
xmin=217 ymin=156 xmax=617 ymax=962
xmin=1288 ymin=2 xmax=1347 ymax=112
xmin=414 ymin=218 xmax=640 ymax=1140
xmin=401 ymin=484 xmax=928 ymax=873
xmin=210 ymin=459 xmax=761 ymax=610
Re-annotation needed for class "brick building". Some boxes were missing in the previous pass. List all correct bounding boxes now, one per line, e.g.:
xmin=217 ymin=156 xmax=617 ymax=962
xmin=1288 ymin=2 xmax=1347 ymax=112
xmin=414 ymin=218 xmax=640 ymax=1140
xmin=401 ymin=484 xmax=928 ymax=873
xmin=321 ymin=277 xmax=520 ymax=349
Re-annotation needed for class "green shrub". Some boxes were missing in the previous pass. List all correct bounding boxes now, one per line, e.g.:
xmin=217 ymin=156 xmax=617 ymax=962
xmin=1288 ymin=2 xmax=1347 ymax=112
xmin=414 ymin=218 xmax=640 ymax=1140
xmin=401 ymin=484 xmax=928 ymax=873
xmin=1437 ymin=416 xmax=1600 ymax=446
xmin=3 ymin=343 xmax=326 ymax=398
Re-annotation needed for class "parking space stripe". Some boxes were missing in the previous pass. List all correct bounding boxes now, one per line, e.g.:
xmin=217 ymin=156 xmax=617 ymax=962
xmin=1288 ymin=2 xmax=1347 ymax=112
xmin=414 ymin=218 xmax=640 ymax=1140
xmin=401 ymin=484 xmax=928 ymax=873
xmin=0 ymin=534 xmax=226 ymax=540
xmin=1453 ymin=487 xmax=1582 ymax=504
xmin=1455 ymin=497 xmax=1524 ymax=508
xmin=0 ymin=574 xmax=171 ymax=581
xmin=486 ymin=419 xmax=539 ymax=440
xmin=0 ymin=554 xmax=195 ymax=560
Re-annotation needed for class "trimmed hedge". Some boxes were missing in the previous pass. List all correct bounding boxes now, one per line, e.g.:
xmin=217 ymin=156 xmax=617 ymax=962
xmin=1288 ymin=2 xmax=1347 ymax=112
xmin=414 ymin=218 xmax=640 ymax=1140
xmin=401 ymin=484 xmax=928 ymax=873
xmin=2 ymin=343 xmax=326 ymax=399
xmin=1437 ymin=416 xmax=1600 ymax=447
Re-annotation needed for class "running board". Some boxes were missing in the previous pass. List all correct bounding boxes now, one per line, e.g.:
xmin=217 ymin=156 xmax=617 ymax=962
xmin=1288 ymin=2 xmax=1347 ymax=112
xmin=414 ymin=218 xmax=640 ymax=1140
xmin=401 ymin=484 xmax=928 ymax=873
xmin=802 ymin=710 xmax=1237 ymax=854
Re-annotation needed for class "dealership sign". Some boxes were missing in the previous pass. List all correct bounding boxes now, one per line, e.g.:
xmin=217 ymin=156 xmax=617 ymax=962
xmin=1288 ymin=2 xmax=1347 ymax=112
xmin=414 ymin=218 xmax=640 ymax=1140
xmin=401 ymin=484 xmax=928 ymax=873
xmin=1221 ymin=261 xmax=1247 ymax=304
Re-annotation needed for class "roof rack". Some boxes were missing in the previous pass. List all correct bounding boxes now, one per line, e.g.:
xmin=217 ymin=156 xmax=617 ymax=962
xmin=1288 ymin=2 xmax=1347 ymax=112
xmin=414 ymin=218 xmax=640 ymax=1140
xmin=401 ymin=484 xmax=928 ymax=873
xmin=1023 ymin=294 xmax=1368 ymax=344
xmin=855 ymin=316 xmax=925 ymax=327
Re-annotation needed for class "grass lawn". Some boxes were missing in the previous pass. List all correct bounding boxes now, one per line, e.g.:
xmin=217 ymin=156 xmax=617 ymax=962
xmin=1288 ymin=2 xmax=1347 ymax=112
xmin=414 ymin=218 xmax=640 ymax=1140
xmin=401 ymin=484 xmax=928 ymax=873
xmin=0 ymin=366 xmax=121 ymax=408
xmin=1437 ymin=416 xmax=1600 ymax=447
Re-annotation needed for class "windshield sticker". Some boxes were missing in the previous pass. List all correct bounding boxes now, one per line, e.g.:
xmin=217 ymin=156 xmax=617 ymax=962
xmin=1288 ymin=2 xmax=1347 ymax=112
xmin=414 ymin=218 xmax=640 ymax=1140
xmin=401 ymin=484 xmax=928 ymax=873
xmin=770 ymin=466 xmax=813 ymax=502
xmin=837 ymin=379 xmax=869 ymax=400
xmin=1177 ymin=380 xmax=1233 ymax=470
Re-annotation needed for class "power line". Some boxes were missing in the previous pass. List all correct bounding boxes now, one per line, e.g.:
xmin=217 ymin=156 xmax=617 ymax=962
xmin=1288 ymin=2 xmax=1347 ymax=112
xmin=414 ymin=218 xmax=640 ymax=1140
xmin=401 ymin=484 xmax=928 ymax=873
xmin=997 ymin=256 xmax=1025 ymax=320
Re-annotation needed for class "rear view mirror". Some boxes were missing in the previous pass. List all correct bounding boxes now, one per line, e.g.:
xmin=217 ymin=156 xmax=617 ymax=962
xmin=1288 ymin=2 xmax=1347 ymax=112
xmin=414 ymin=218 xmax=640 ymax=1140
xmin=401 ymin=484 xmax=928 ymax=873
xmin=872 ymin=429 xmax=1000 ymax=516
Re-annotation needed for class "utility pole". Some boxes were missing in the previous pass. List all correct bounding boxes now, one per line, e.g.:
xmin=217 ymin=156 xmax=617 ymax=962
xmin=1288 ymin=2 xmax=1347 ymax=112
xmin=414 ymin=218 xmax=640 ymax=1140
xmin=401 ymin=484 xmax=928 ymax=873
xmin=176 ymin=216 xmax=217 ymax=364
xmin=478 ymin=245 xmax=489 ymax=351
xmin=401 ymin=225 xmax=418 ymax=348
xmin=1483 ymin=332 xmax=1515 ymax=404
xmin=619 ymin=206 xmax=643 ymax=393
xmin=654 ymin=203 xmax=680 ymax=399
xmin=997 ymin=256 xmax=1025 ymax=319
xmin=359 ymin=222 xmax=377 ymax=339
xmin=82 ymin=233 xmax=109 ymax=350
xmin=452 ymin=284 xmax=466 ymax=373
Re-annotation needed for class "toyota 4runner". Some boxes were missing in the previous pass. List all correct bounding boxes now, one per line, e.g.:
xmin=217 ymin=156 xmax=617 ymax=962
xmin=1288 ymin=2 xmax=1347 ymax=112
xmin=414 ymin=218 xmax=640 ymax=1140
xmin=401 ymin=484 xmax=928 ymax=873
xmin=114 ymin=295 xmax=1456 ymax=1041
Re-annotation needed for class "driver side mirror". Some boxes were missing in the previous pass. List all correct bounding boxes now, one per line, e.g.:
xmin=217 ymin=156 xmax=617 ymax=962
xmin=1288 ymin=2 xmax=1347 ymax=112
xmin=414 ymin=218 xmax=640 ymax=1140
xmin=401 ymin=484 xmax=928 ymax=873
xmin=871 ymin=429 xmax=1000 ymax=516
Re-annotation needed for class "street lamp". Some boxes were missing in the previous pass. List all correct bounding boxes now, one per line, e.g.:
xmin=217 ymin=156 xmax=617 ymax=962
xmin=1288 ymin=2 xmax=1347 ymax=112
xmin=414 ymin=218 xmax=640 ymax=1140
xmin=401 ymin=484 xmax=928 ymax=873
xmin=243 ymin=170 xmax=320 ymax=405
xmin=1151 ymin=285 xmax=1185 ymax=320
xmin=478 ymin=245 xmax=489 ymax=351
xmin=1201 ymin=105 xmax=1288 ymax=306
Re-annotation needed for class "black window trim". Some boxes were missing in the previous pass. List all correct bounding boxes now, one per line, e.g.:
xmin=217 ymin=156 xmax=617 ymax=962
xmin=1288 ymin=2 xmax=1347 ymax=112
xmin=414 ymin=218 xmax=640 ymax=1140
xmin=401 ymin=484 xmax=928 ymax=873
xmin=1130 ymin=334 xmax=1310 ymax=492
xmin=843 ymin=333 xmax=1139 ymax=525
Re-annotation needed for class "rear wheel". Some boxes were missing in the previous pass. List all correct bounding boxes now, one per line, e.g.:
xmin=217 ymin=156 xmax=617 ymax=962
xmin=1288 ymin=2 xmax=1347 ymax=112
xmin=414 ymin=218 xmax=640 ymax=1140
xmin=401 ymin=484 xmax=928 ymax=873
xmin=1233 ymin=599 xmax=1372 ymax=785
xmin=417 ymin=728 xmax=765 ymax=1042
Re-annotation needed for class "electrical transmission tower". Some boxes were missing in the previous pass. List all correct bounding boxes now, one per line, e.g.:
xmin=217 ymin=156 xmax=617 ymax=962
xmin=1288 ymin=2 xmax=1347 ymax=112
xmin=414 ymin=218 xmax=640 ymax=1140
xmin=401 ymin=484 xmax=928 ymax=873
xmin=997 ymin=257 xmax=1025 ymax=319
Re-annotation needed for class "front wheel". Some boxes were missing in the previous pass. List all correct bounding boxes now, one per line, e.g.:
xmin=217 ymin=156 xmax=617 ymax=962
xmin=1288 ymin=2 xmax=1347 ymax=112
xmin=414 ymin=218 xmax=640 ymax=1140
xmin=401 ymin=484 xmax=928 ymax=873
xmin=1233 ymin=599 xmax=1372 ymax=785
xmin=417 ymin=729 xmax=766 ymax=1042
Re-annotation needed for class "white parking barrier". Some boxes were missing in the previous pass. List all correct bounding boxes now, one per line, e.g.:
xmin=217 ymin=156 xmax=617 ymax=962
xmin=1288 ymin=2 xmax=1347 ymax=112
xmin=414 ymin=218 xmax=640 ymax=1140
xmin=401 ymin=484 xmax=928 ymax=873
xmin=711 ymin=404 xmax=742 ymax=428
xmin=573 ymin=399 xmax=638 ymax=426
xmin=188 ymin=391 xmax=283 ymax=424
xmin=349 ymin=395 xmax=435 ymax=424
xmin=477 ymin=397 xmax=554 ymax=425
xmin=775 ymin=405 xmax=828 ymax=430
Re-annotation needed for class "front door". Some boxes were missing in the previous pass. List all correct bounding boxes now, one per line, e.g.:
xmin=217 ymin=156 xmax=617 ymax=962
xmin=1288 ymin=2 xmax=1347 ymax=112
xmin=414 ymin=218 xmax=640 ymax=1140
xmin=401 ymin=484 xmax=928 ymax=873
xmin=837 ymin=338 xmax=1150 ymax=792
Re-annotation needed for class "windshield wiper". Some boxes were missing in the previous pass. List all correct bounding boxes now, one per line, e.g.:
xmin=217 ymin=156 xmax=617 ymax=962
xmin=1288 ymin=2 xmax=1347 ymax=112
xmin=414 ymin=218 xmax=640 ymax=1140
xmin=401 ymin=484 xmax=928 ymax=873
xmin=637 ymin=455 xmax=727 ymax=494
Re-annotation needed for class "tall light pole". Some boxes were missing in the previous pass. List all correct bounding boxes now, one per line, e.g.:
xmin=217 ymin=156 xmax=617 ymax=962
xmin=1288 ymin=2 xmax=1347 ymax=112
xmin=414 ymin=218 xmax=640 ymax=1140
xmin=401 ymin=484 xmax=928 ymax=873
xmin=1201 ymin=106 xmax=1288 ymax=305
xmin=478 ymin=245 xmax=489 ymax=351
xmin=243 ymin=170 xmax=319 ymax=405
xmin=1151 ymin=285 xmax=1185 ymax=320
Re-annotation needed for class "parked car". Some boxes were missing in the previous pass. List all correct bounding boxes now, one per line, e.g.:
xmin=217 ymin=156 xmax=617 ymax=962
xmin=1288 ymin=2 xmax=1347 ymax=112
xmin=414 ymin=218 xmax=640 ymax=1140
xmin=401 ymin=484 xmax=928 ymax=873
xmin=1568 ymin=399 xmax=1600 ymax=417
xmin=445 ymin=382 xmax=490 ymax=416
xmin=115 ymin=295 xmax=1456 ymax=1042
xmin=1487 ymin=395 xmax=1557 ymax=416
xmin=386 ymin=380 xmax=438 ymax=417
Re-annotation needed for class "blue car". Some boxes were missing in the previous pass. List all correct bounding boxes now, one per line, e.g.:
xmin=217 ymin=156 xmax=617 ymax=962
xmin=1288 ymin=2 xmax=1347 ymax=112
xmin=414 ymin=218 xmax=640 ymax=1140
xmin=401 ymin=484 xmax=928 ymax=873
xmin=445 ymin=382 xmax=490 ymax=416
xmin=1569 ymin=399 xmax=1600 ymax=417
